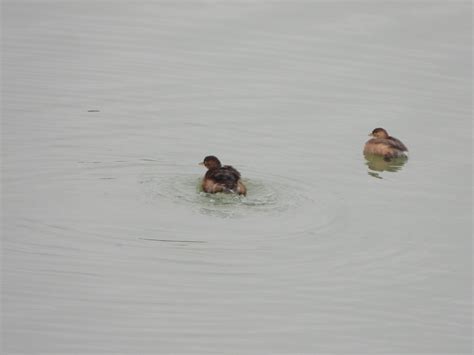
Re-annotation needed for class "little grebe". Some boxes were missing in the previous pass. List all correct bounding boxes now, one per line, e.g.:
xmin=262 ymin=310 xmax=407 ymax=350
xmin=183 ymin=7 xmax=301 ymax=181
xmin=199 ymin=156 xmax=247 ymax=195
xmin=364 ymin=128 xmax=408 ymax=161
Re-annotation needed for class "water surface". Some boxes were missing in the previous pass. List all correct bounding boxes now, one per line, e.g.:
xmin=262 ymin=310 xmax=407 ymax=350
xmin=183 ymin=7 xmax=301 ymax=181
xmin=2 ymin=1 xmax=472 ymax=354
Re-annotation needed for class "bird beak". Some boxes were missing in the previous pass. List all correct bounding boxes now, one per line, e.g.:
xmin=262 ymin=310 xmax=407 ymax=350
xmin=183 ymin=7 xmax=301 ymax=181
xmin=198 ymin=162 xmax=204 ymax=166
xmin=368 ymin=133 xmax=373 ymax=136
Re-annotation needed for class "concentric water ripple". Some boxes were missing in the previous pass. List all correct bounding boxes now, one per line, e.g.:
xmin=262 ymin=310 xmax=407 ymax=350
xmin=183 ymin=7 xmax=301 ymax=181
xmin=139 ymin=163 xmax=346 ymax=240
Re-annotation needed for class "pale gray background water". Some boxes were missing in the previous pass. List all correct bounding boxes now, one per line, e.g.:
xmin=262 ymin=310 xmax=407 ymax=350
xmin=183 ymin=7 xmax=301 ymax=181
xmin=2 ymin=1 xmax=472 ymax=354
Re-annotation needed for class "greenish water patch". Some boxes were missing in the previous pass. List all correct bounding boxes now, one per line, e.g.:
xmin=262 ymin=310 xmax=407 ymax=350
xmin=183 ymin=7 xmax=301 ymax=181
xmin=139 ymin=171 xmax=344 ymax=240
xmin=364 ymin=153 xmax=408 ymax=179
xmin=141 ymin=174 xmax=299 ymax=218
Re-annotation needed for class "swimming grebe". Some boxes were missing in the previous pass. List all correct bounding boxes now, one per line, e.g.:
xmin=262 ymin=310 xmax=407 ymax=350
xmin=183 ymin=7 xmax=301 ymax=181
xmin=364 ymin=128 xmax=408 ymax=161
xmin=199 ymin=156 xmax=247 ymax=195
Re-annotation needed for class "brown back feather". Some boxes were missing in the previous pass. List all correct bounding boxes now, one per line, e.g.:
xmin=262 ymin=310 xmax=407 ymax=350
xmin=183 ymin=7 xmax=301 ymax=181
xmin=205 ymin=165 xmax=241 ymax=190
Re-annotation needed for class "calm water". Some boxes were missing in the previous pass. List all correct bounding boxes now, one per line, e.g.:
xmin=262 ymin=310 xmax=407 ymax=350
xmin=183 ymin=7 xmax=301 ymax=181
xmin=2 ymin=1 xmax=472 ymax=354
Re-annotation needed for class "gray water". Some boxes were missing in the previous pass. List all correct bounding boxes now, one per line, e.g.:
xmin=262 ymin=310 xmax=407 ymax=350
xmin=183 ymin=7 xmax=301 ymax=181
xmin=2 ymin=1 xmax=472 ymax=354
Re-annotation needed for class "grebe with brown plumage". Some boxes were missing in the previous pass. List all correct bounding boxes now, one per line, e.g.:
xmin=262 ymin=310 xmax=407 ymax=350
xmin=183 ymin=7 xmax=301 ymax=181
xmin=199 ymin=156 xmax=247 ymax=195
xmin=364 ymin=128 xmax=408 ymax=161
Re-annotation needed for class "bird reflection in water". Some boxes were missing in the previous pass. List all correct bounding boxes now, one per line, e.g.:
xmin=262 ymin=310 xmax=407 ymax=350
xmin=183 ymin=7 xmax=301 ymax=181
xmin=364 ymin=153 xmax=408 ymax=179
